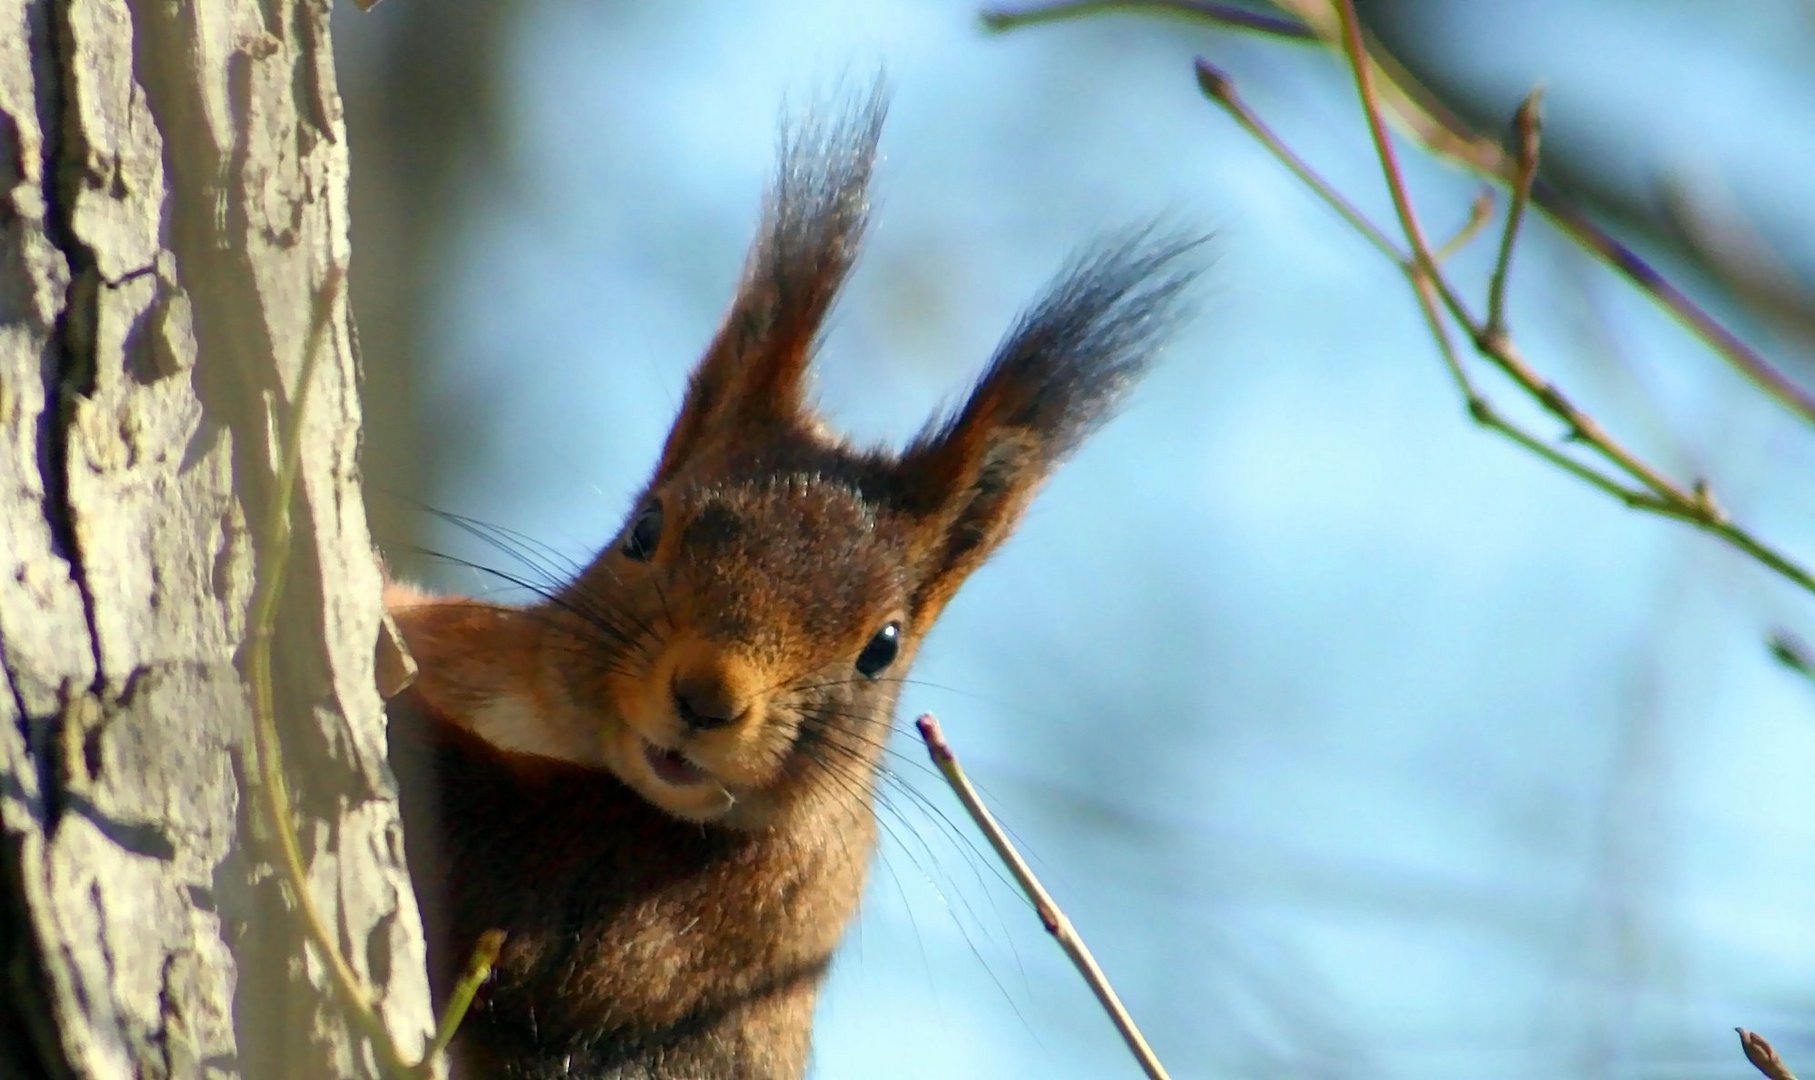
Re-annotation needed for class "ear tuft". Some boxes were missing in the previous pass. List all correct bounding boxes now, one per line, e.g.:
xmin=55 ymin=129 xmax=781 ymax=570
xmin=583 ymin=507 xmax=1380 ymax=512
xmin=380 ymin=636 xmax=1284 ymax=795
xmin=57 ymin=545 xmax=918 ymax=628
xmin=901 ymin=227 xmax=1206 ymax=615
xmin=919 ymin=226 xmax=1206 ymax=470
xmin=655 ymin=84 xmax=889 ymax=481
xmin=751 ymin=83 xmax=890 ymax=366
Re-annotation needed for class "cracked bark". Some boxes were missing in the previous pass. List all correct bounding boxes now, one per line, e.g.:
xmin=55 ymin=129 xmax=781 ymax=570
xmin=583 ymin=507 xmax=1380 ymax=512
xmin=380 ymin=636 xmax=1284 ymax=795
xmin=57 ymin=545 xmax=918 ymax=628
xmin=0 ymin=0 xmax=436 ymax=1076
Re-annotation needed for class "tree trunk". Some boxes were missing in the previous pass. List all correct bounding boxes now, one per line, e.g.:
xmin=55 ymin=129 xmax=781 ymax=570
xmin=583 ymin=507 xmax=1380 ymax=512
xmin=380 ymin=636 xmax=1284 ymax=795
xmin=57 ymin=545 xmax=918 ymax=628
xmin=0 ymin=0 xmax=436 ymax=1076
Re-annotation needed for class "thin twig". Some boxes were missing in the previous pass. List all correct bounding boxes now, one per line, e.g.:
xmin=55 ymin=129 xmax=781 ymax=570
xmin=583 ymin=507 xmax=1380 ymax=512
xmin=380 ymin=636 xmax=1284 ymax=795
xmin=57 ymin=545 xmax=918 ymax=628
xmin=247 ymin=272 xmax=415 ymax=1075
xmin=982 ymin=0 xmax=1314 ymax=38
xmin=1398 ymin=240 xmax=1487 ymax=416
xmin=1434 ymin=188 xmax=1495 ymax=265
xmin=915 ymin=714 xmax=1170 ymax=1080
xmin=1328 ymin=4 xmax=1498 ymax=410
xmin=1740 ymin=1028 xmax=1801 ymax=1080
xmin=1194 ymin=59 xmax=1400 ymax=263
xmin=247 ymin=270 xmax=499 ymax=1077
xmin=1485 ymin=89 xmax=1542 ymax=337
xmin=424 ymin=930 xmax=506 ymax=1063
xmin=1331 ymin=2 xmax=1444 ymax=311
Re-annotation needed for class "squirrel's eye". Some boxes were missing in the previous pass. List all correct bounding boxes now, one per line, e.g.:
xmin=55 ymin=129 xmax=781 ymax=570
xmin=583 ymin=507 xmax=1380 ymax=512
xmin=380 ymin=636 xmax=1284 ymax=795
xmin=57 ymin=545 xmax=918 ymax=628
xmin=622 ymin=501 xmax=663 ymax=561
xmin=855 ymin=622 xmax=901 ymax=678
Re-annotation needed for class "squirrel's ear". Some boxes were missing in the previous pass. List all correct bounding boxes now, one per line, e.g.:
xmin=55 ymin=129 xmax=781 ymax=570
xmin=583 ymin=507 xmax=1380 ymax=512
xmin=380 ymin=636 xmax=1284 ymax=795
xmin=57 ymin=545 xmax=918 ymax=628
xmin=654 ymin=88 xmax=888 ymax=481
xmin=899 ymin=230 xmax=1203 ymax=621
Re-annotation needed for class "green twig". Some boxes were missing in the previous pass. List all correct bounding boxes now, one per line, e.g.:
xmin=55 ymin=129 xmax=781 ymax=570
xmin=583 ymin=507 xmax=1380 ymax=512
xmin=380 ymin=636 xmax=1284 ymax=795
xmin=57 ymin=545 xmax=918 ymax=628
xmin=246 ymin=272 xmax=414 ymax=1075
xmin=247 ymin=270 xmax=499 ymax=1078
xmin=423 ymin=930 xmax=506 ymax=1064
xmin=915 ymin=714 xmax=1171 ymax=1080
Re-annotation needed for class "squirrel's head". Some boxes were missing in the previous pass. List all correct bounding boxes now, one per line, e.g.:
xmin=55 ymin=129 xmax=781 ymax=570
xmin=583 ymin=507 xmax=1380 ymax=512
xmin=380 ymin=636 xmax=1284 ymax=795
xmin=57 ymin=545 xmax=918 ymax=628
xmin=453 ymin=91 xmax=1199 ymax=828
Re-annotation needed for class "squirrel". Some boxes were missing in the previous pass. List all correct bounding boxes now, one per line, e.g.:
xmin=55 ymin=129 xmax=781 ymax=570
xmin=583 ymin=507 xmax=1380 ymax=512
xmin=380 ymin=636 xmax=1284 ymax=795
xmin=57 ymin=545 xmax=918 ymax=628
xmin=383 ymin=88 xmax=1200 ymax=1079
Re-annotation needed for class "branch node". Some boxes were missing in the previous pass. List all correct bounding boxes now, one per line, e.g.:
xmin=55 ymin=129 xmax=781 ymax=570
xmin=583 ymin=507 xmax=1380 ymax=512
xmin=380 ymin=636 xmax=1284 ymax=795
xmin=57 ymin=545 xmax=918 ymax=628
xmin=1475 ymin=326 xmax=1511 ymax=356
xmin=1690 ymin=478 xmax=1727 ymax=523
xmin=1535 ymin=382 xmax=1574 ymax=417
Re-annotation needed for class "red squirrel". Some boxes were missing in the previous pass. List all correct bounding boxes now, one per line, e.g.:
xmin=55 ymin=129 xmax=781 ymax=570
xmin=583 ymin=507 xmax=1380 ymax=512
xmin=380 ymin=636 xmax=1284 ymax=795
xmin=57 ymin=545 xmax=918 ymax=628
xmin=384 ymin=90 xmax=1199 ymax=1078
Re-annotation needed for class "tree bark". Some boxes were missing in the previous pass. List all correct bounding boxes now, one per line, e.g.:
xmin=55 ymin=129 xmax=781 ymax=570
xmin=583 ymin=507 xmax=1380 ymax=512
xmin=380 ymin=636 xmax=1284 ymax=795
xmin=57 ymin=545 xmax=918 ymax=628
xmin=0 ymin=0 xmax=435 ymax=1076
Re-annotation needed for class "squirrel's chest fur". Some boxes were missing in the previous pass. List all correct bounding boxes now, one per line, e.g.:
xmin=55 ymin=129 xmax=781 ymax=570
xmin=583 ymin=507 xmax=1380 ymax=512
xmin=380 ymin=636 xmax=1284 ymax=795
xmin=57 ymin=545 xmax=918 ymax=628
xmin=389 ymin=691 xmax=875 ymax=1079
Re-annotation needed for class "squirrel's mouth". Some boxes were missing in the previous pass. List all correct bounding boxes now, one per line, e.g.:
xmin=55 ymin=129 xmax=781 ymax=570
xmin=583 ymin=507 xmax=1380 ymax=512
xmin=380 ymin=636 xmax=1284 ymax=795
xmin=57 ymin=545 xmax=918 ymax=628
xmin=641 ymin=740 xmax=710 ymax=787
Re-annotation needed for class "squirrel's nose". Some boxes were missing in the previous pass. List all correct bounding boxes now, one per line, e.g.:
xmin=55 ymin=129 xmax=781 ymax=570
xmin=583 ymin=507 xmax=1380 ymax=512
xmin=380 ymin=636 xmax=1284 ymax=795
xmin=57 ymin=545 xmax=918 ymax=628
xmin=671 ymin=672 xmax=749 ymax=732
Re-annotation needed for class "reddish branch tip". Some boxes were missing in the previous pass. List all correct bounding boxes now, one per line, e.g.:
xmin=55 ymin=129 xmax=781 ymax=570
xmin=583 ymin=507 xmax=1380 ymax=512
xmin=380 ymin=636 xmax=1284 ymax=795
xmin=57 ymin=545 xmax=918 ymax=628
xmin=1738 ymin=1028 xmax=1798 ymax=1080
xmin=915 ymin=713 xmax=954 ymax=763
xmin=1193 ymin=58 xmax=1235 ymax=102
xmin=1514 ymin=88 xmax=1545 ymax=143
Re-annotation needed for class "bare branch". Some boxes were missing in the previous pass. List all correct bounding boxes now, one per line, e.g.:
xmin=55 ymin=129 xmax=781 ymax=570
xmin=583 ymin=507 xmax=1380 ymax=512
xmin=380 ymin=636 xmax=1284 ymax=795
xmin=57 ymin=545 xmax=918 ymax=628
xmin=915 ymin=714 xmax=1171 ymax=1080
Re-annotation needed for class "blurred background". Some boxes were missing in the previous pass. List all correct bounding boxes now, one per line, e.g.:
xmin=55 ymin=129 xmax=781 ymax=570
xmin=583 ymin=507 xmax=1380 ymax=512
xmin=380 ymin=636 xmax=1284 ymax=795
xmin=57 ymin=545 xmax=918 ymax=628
xmin=330 ymin=2 xmax=1815 ymax=1076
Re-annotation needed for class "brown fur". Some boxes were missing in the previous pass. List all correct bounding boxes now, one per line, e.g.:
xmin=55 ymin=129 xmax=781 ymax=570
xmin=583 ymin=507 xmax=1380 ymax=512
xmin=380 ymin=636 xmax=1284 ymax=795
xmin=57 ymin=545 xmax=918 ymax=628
xmin=385 ymin=89 xmax=1200 ymax=1078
